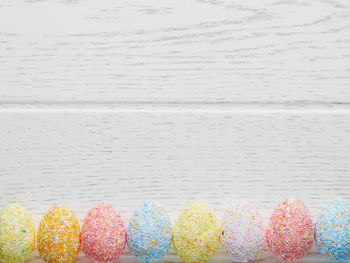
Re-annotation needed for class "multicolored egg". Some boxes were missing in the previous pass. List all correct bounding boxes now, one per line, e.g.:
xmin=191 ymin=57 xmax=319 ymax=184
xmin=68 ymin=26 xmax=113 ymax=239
xmin=173 ymin=202 xmax=219 ymax=263
xmin=37 ymin=205 xmax=80 ymax=263
xmin=127 ymin=201 xmax=172 ymax=262
xmin=315 ymin=198 xmax=350 ymax=262
xmin=0 ymin=204 xmax=36 ymax=263
xmin=221 ymin=201 xmax=265 ymax=262
xmin=81 ymin=202 xmax=126 ymax=263
xmin=266 ymin=198 xmax=313 ymax=261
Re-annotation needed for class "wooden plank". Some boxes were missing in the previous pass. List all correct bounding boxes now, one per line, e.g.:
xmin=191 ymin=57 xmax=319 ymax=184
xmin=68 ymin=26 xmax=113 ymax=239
xmin=0 ymin=0 xmax=350 ymax=103
xmin=0 ymin=110 xmax=349 ymax=223
xmin=1 ymin=109 xmax=348 ymax=261
xmin=23 ymin=250 xmax=330 ymax=263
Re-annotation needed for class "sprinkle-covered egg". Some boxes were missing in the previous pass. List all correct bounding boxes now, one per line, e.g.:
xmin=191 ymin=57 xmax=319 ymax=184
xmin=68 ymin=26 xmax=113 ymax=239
xmin=0 ymin=204 xmax=35 ymax=263
xmin=221 ymin=201 xmax=265 ymax=262
xmin=127 ymin=201 xmax=172 ymax=262
xmin=315 ymin=198 xmax=350 ymax=262
xmin=37 ymin=205 xmax=80 ymax=263
xmin=266 ymin=198 xmax=313 ymax=261
xmin=173 ymin=202 xmax=219 ymax=263
xmin=81 ymin=202 xmax=126 ymax=263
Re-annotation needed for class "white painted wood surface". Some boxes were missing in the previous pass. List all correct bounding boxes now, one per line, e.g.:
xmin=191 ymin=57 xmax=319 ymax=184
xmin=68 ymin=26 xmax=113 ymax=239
xmin=1 ymin=110 xmax=350 ymax=262
xmin=1 ymin=0 xmax=350 ymax=103
xmin=2 ymin=109 xmax=350 ymax=222
xmin=1 ymin=0 xmax=350 ymax=262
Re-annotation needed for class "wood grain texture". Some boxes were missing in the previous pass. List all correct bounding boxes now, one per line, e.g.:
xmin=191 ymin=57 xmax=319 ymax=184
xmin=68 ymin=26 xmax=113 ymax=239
xmin=1 ymin=0 xmax=350 ymax=262
xmin=1 ymin=110 xmax=349 ymax=222
xmin=1 ymin=110 xmax=350 ymax=262
xmin=0 ymin=0 xmax=350 ymax=103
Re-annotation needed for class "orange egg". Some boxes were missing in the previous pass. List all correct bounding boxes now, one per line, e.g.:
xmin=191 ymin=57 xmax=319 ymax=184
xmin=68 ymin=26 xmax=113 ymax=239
xmin=37 ymin=205 xmax=80 ymax=263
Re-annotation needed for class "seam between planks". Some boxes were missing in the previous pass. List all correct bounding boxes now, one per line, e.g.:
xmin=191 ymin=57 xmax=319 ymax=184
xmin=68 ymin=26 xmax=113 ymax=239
xmin=1 ymin=102 xmax=350 ymax=113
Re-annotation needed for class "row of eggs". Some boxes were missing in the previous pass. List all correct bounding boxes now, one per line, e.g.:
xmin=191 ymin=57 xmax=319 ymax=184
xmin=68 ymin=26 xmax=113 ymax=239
xmin=0 ymin=198 xmax=349 ymax=263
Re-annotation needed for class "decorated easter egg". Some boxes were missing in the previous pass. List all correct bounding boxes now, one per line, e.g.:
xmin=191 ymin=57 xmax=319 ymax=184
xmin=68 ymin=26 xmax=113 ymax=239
xmin=0 ymin=204 xmax=36 ymax=263
xmin=173 ymin=202 xmax=219 ymax=263
xmin=266 ymin=198 xmax=313 ymax=261
xmin=37 ymin=205 xmax=80 ymax=263
xmin=127 ymin=201 xmax=172 ymax=262
xmin=221 ymin=201 xmax=265 ymax=262
xmin=81 ymin=202 xmax=127 ymax=263
xmin=315 ymin=198 xmax=350 ymax=262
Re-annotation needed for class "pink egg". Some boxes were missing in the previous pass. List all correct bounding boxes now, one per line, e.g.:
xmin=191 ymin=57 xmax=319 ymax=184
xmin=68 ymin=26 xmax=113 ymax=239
xmin=81 ymin=202 xmax=126 ymax=263
xmin=266 ymin=198 xmax=314 ymax=261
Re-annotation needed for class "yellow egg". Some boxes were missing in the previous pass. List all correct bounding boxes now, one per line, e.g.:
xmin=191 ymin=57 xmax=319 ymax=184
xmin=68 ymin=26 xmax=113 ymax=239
xmin=0 ymin=204 xmax=36 ymax=263
xmin=173 ymin=202 xmax=219 ymax=263
xmin=37 ymin=205 xmax=80 ymax=263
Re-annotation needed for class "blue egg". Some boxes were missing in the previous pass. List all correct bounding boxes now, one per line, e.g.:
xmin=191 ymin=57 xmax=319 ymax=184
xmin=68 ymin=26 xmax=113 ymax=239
xmin=315 ymin=198 xmax=350 ymax=262
xmin=127 ymin=201 xmax=172 ymax=262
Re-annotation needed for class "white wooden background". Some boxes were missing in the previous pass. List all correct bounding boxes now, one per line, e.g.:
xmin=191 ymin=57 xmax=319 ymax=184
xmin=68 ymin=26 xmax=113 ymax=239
xmin=1 ymin=0 xmax=350 ymax=262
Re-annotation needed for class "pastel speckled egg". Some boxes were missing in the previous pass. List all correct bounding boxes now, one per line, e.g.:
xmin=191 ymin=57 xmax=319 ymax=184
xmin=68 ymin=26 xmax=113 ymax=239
xmin=221 ymin=201 xmax=265 ymax=262
xmin=266 ymin=198 xmax=314 ymax=261
xmin=127 ymin=201 xmax=172 ymax=262
xmin=315 ymin=198 xmax=350 ymax=262
xmin=81 ymin=202 xmax=126 ymax=263
xmin=0 ymin=204 xmax=35 ymax=263
xmin=173 ymin=202 xmax=219 ymax=263
xmin=37 ymin=205 xmax=80 ymax=263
